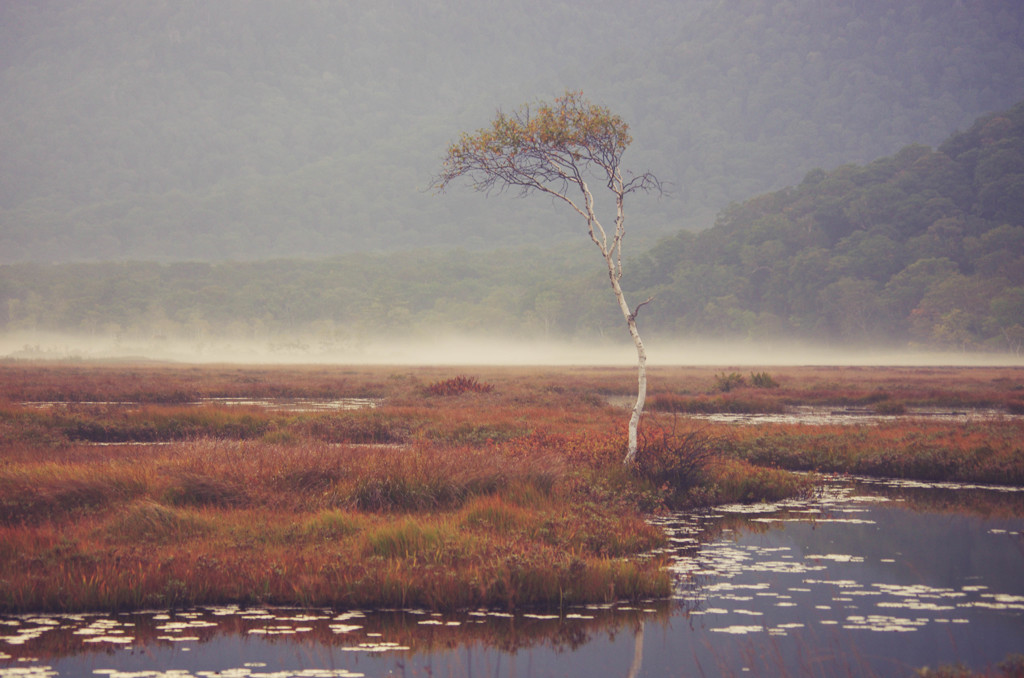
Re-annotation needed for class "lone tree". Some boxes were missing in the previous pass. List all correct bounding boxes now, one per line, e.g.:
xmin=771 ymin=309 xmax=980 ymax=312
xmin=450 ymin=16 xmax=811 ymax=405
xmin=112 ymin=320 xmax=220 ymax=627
xmin=432 ymin=91 xmax=661 ymax=465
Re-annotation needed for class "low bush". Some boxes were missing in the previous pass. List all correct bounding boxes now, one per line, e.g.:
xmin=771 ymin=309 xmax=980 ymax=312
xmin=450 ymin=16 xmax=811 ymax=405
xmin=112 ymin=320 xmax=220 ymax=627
xmin=634 ymin=423 xmax=725 ymax=506
xmin=1006 ymin=400 xmax=1024 ymax=414
xmin=713 ymin=372 xmax=746 ymax=392
xmin=425 ymin=375 xmax=494 ymax=396
xmin=749 ymin=371 xmax=779 ymax=388
xmin=874 ymin=400 xmax=908 ymax=415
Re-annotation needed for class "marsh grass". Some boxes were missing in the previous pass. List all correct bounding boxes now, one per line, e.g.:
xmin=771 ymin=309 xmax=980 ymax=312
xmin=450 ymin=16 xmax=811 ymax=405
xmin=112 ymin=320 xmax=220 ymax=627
xmin=726 ymin=419 xmax=1024 ymax=485
xmin=1 ymin=362 xmax=1022 ymax=614
xmin=0 ymin=431 xmax=672 ymax=612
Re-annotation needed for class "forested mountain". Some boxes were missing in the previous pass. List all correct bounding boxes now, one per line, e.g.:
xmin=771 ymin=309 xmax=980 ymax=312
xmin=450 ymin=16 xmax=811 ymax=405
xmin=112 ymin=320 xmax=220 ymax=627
xmin=621 ymin=101 xmax=1024 ymax=353
xmin=4 ymin=102 xmax=1024 ymax=354
xmin=2 ymin=0 xmax=1024 ymax=262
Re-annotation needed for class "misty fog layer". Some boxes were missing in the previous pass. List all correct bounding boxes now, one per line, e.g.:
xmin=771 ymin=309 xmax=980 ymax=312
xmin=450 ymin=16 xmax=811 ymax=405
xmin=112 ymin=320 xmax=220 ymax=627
xmin=2 ymin=0 xmax=1024 ymax=262
xmin=4 ymin=331 xmax=1022 ymax=368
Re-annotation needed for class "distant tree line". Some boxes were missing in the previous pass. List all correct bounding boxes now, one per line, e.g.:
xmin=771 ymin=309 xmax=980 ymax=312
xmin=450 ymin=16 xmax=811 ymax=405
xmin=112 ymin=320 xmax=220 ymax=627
xmin=2 ymin=102 xmax=1023 ymax=353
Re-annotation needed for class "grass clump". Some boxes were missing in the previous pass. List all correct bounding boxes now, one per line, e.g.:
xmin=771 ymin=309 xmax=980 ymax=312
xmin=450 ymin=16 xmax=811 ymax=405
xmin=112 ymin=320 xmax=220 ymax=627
xmin=363 ymin=517 xmax=448 ymax=560
xmin=301 ymin=510 xmax=364 ymax=541
xmin=461 ymin=495 xmax=535 ymax=533
xmin=162 ymin=472 xmax=248 ymax=508
xmin=105 ymin=500 xmax=211 ymax=543
xmin=297 ymin=411 xmax=408 ymax=444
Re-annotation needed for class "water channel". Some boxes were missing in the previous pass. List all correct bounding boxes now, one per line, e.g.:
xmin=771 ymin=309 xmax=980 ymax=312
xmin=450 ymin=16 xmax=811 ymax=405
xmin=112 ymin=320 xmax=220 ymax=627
xmin=2 ymin=478 xmax=1022 ymax=678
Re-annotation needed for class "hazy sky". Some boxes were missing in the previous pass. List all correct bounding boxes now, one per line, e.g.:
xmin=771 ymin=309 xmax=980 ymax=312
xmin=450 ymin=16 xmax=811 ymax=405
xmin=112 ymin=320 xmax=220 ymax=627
xmin=2 ymin=0 xmax=1023 ymax=262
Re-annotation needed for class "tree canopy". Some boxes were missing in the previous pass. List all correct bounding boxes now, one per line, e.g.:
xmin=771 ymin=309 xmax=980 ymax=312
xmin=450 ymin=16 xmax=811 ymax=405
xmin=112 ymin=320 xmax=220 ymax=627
xmin=437 ymin=92 xmax=637 ymax=197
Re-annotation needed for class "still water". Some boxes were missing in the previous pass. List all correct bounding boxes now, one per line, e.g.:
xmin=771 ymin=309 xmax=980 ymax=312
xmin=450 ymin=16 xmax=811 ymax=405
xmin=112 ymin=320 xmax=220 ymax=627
xmin=2 ymin=479 xmax=1022 ymax=678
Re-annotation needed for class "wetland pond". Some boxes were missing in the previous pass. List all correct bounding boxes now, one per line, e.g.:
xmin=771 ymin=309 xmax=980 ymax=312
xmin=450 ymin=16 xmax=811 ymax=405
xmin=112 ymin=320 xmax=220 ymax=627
xmin=3 ymin=478 xmax=1022 ymax=678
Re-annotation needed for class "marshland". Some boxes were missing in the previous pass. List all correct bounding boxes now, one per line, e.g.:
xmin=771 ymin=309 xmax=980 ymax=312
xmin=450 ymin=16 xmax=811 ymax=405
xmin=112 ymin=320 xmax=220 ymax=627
xmin=1 ymin=362 xmax=1023 ymax=676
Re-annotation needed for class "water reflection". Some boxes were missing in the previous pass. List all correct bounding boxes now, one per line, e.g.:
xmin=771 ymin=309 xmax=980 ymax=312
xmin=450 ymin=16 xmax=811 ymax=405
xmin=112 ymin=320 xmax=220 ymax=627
xmin=198 ymin=397 xmax=379 ymax=412
xmin=691 ymin=405 xmax=1019 ymax=425
xmin=3 ymin=480 xmax=1022 ymax=677
xmin=23 ymin=398 xmax=379 ymax=412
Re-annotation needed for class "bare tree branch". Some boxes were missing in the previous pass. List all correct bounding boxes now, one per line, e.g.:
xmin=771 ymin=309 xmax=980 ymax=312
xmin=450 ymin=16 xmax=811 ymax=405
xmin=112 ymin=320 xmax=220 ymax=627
xmin=630 ymin=296 xmax=655 ymax=322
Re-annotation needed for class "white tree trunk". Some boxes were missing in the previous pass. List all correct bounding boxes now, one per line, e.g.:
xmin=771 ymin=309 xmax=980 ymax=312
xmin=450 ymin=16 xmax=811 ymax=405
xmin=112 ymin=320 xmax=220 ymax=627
xmin=605 ymin=250 xmax=647 ymax=466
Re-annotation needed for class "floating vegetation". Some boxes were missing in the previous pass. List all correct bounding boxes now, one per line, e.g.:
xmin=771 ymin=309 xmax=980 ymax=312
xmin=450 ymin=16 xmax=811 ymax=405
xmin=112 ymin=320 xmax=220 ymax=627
xmin=653 ymin=474 xmax=1024 ymax=674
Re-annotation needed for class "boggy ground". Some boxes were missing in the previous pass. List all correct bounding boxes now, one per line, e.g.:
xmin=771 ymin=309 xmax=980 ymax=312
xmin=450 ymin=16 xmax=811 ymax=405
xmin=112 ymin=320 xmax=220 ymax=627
xmin=0 ymin=362 xmax=1022 ymax=614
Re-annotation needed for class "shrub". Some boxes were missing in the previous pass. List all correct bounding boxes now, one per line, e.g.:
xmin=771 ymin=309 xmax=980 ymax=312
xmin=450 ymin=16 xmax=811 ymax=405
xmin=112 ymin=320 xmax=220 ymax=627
xmin=714 ymin=372 xmax=746 ymax=392
xmin=874 ymin=400 xmax=907 ymax=415
xmin=424 ymin=376 xmax=494 ymax=396
xmin=749 ymin=371 xmax=779 ymax=388
xmin=635 ymin=423 xmax=724 ymax=500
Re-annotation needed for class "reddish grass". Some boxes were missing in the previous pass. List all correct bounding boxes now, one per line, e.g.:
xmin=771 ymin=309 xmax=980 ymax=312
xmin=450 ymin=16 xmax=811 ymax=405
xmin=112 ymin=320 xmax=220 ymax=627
xmin=725 ymin=419 xmax=1024 ymax=485
xmin=1 ymin=361 xmax=1022 ymax=614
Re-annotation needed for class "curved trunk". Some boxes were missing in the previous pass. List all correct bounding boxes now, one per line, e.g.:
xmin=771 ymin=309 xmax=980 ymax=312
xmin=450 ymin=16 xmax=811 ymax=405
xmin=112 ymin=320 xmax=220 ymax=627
xmin=625 ymin=313 xmax=647 ymax=465
xmin=606 ymin=252 xmax=647 ymax=466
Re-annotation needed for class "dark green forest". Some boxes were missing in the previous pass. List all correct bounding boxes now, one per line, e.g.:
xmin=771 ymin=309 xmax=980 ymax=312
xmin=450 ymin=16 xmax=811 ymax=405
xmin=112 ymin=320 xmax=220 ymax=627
xmin=4 ymin=102 xmax=1024 ymax=354
xmin=624 ymin=102 xmax=1024 ymax=353
xmin=2 ymin=0 xmax=1024 ymax=261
